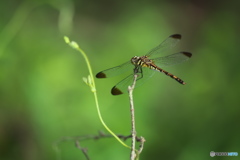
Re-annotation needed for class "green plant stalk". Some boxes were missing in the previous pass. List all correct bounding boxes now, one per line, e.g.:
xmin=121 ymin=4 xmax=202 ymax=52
xmin=64 ymin=36 xmax=131 ymax=149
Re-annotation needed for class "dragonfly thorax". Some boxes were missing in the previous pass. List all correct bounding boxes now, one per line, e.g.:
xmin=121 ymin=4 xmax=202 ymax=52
xmin=131 ymin=55 xmax=152 ymax=67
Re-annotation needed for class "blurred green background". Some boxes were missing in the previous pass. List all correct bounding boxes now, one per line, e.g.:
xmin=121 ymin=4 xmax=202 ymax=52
xmin=1 ymin=0 xmax=240 ymax=160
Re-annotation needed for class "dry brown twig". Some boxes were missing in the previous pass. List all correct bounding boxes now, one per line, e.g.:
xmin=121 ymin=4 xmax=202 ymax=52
xmin=53 ymin=131 xmax=145 ymax=160
xmin=128 ymin=74 xmax=146 ymax=159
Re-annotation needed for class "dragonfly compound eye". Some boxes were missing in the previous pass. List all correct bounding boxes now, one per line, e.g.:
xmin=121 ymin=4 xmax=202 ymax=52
xmin=131 ymin=56 xmax=140 ymax=65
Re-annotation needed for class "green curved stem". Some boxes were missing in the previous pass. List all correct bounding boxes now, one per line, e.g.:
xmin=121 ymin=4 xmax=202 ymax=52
xmin=64 ymin=36 xmax=131 ymax=149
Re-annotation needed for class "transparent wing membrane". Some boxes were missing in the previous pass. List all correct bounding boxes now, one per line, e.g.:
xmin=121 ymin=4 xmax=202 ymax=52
xmin=96 ymin=61 xmax=132 ymax=78
xmin=111 ymin=67 xmax=156 ymax=95
xmin=152 ymin=52 xmax=192 ymax=68
xmin=146 ymin=34 xmax=181 ymax=58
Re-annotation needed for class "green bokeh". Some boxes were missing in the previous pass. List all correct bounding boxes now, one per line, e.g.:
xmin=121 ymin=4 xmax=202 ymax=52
xmin=1 ymin=0 xmax=240 ymax=160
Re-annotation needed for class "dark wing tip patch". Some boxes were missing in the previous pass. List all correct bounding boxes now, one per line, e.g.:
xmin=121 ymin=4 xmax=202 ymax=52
xmin=182 ymin=52 xmax=192 ymax=58
xmin=171 ymin=34 xmax=181 ymax=40
xmin=111 ymin=87 xmax=123 ymax=95
xmin=96 ymin=72 xmax=107 ymax=78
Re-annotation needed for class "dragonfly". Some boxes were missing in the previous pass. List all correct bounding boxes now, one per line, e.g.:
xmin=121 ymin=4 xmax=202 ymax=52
xmin=96 ymin=34 xmax=192 ymax=95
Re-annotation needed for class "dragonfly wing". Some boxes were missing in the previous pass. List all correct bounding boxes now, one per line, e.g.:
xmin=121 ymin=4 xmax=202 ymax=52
xmin=96 ymin=61 xmax=132 ymax=78
xmin=153 ymin=52 xmax=192 ymax=68
xmin=146 ymin=34 xmax=181 ymax=58
xmin=135 ymin=66 xmax=156 ymax=87
xmin=111 ymin=74 xmax=134 ymax=95
xmin=111 ymin=67 xmax=156 ymax=95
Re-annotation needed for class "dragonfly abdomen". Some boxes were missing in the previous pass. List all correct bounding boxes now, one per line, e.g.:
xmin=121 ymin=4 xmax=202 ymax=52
xmin=153 ymin=66 xmax=186 ymax=85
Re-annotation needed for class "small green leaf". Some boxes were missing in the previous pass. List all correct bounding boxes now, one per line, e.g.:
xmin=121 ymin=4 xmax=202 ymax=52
xmin=87 ymin=75 xmax=92 ymax=85
xmin=64 ymin=36 xmax=70 ymax=44
xmin=82 ymin=77 xmax=88 ymax=85
xmin=70 ymin=41 xmax=79 ymax=49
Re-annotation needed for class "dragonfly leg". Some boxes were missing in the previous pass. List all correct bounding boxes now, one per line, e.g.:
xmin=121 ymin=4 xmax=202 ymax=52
xmin=133 ymin=66 xmax=143 ymax=80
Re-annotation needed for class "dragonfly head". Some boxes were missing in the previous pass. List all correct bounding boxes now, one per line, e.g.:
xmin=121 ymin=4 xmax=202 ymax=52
xmin=131 ymin=56 xmax=140 ymax=65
